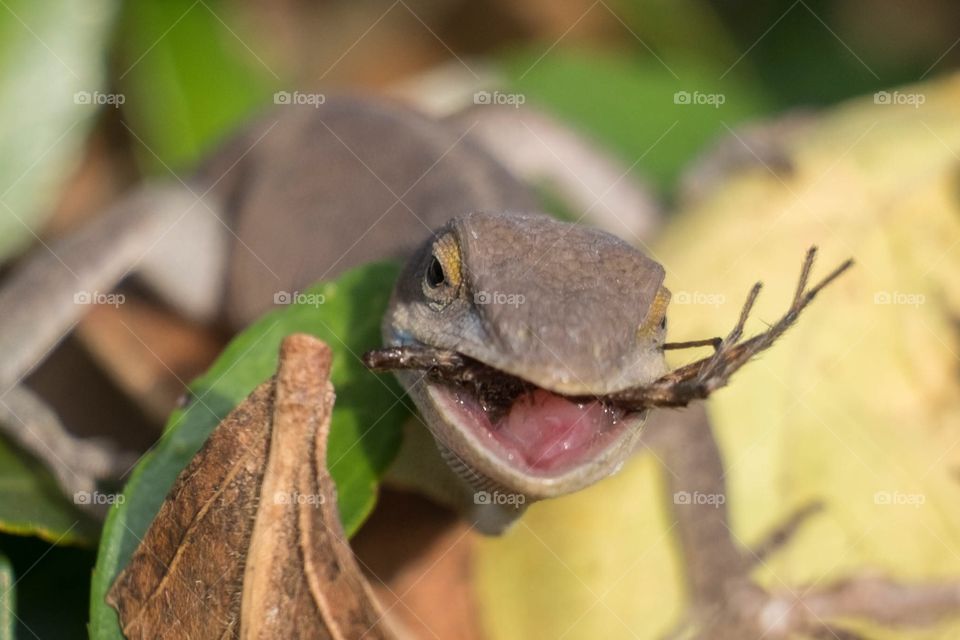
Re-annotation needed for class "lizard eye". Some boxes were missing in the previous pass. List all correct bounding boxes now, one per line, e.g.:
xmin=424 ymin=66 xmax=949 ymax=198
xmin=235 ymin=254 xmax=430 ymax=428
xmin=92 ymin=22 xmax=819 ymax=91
xmin=421 ymin=233 xmax=462 ymax=307
xmin=425 ymin=255 xmax=446 ymax=288
xmin=659 ymin=316 xmax=667 ymax=331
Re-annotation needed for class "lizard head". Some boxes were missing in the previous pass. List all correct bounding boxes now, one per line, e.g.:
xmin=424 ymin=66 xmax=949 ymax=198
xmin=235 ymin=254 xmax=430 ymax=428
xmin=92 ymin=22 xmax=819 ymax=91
xmin=383 ymin=211 xmax=670 ymax=500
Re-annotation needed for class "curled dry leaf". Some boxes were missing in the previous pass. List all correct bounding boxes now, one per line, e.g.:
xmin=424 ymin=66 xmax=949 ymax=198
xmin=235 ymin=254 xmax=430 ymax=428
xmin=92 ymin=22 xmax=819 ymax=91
xmin=107 ymin=333 xmax=398 ymax=640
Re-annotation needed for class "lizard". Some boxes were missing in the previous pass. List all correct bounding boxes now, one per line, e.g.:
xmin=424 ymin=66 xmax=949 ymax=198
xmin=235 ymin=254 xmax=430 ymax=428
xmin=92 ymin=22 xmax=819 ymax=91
xmin=179 ymin=97 xmax=851 ymax=534
xmin=0 ymin=96 xmax=850 ymax=535
xmin=363 ymin=212 xmax=850 ymax=532
xmin=0 ymin=95 xmax=656 ymax=505
xmin=27 ymin=91 xmax=957 ymax=639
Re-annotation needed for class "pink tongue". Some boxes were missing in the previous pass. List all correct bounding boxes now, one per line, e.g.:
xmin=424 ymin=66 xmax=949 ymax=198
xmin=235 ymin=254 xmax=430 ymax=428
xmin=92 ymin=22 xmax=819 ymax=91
xmin=498 ymin=390 xmax=611 ymax=471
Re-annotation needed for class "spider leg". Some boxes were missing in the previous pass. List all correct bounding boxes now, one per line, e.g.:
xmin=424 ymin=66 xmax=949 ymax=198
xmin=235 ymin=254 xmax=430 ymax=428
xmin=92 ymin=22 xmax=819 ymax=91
xmin=609 ymin=247 xmax=853 ymax=411
xmin=662 ymin=337 xmax=722 ymax=351
xmin=363 ymin=345 xmax=528 ymax=401
xmin=696 ymin=280 xmax=762 ymax=383
xmin=362 ymin=248 xmax=853 ymax=414
xmin=364 ymin=345 xmax=467 ymax=374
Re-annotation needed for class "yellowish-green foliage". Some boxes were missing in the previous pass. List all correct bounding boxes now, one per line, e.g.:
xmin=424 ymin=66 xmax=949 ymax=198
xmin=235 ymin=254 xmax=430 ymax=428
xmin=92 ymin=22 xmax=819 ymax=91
xmin=475 ymin=74 xmax=960 ymax=639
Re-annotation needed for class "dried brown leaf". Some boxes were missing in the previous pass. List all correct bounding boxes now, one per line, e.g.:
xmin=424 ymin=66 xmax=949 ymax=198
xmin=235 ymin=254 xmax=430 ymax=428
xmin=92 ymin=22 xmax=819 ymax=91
xmin=107 ymin=333 xmax=396 ymax=640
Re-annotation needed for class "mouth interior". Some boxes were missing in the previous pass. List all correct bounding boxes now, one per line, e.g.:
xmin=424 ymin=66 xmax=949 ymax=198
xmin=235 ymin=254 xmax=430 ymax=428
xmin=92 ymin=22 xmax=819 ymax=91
xmin=431 ymin=379 xmax=642 ymax=475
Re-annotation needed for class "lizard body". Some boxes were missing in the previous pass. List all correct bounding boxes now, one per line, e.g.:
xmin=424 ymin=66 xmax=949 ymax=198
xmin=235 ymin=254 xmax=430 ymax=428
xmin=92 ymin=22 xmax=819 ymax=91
xmin=0 ymin=95 xmax=658 ymax=520
xmin=0 ymin=96 xmax=847 ymax=535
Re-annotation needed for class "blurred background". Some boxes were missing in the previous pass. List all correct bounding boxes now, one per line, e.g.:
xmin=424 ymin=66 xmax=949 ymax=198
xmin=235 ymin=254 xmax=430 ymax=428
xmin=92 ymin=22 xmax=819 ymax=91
xmin=2 ymin=0 xmax=960 ymax=637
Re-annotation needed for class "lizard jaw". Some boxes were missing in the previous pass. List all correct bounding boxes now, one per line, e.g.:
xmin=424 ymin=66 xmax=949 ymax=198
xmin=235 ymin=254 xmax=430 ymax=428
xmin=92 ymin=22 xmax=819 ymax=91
xmin=406 ymin=376 xmax=648 ymax=500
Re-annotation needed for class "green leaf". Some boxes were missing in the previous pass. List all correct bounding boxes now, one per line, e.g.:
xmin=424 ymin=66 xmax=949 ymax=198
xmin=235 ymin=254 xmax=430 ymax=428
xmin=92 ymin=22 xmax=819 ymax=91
xmin=0 ymin=551 xmax=12 ymax=640
xmin=0 ymin=439 xmax=97 ymax=545
xmin=89 ymin=261 xmax=409 ymax=639
xmin=503 ymin=49 xmax=770 ymax=193
xmin=115 ymin=0 xmax=275 ymax=171
xmin=0 ymin=0 xmax=118 ymax=259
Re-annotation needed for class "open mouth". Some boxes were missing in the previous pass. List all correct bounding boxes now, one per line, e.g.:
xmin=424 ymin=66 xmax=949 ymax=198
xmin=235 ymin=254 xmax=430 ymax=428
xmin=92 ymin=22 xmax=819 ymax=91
xmin=364 ymin=344 xmax=649 ymax=480
xmin=426 ymin=376 xmax=646 ymax=477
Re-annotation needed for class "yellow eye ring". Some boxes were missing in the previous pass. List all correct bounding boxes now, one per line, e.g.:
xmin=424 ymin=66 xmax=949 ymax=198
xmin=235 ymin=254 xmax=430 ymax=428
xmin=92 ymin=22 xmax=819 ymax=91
xmin=638 ymin=286 xmax=671 ymax=339
xmin=422 ymin=232 xmax=463 ymax=304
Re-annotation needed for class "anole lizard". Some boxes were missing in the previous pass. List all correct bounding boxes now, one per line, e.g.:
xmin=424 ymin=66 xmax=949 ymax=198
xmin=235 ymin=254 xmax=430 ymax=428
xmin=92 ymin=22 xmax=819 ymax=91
xmin=0 ymin=96 xmax=630 ymax=501
xmin=74 ymin=94 xmax=960 ymax=639
xmin=0 ymin=97 xmax=849 ymax=534
xmin=363 ymin=213 xmax=850 ymax=532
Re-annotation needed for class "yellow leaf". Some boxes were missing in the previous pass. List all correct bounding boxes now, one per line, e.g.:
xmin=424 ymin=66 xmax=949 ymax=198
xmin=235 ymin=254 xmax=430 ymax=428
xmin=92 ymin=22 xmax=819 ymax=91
xmin=474 ymin=74 xmax=960 ymax=639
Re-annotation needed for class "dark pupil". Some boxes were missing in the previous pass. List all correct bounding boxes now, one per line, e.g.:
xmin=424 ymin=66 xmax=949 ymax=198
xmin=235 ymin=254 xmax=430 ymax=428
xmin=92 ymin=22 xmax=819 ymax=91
xmin=659 ymin=316 xmax=667 ymax=330
xmin=426 ymin=255 xmax=445 ymax=287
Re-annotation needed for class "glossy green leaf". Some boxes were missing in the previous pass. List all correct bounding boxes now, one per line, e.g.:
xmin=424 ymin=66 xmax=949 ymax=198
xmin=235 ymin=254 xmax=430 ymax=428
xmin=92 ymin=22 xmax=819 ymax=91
xmin=0 ymin=0 xmax=117 ymax=259
xmin=89 ymin=261 xmax=408 ymax=639
xmin=115 ymin=0 xmax=275 ymax=171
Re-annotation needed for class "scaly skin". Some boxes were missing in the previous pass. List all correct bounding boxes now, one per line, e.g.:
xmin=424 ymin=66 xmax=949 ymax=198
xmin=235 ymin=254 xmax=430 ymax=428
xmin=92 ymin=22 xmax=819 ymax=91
xmin=379 ymin=211 xmax=671 ymax=531
xmin=373 ymin=229 xmax=850 ymax=533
